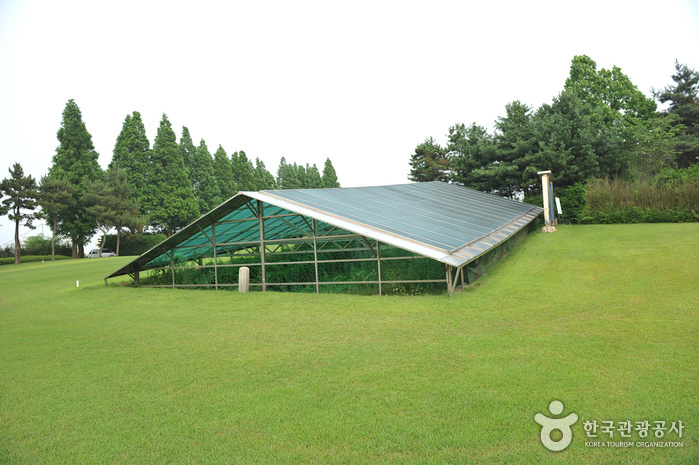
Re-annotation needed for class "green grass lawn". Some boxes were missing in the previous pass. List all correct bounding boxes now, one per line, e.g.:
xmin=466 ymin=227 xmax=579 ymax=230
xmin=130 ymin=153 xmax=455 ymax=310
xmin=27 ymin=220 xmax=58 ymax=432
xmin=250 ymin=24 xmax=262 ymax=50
xmin=1 ymin=224 xmax=697 ymax=464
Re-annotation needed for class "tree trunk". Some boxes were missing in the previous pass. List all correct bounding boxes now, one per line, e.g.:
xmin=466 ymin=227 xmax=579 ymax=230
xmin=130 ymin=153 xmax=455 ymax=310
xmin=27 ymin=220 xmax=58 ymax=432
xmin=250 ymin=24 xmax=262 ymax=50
xmin=14 ymin=213 xmax=20 ymax=265
xmin=116 ymin=228 xmax=121 ymax=257
xmin=51 ymin=217 xmax=57 ymax=261
xmin=72 ymin=242 xmax=78 ymax=259
xmin=78 ymin=243 xmax=85 ymax=259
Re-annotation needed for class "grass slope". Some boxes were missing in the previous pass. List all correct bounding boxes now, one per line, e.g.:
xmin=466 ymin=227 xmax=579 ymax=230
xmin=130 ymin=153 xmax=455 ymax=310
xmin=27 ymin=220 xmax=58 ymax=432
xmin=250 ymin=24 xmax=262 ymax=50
xmin=0 ymin=224 xmax=697 ymax=464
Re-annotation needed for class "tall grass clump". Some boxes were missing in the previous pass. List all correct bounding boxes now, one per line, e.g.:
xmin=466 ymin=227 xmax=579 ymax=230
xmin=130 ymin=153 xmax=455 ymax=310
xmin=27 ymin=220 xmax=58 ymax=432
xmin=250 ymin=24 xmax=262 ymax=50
xmin=582 ymin=166 xmax=699 ymax=223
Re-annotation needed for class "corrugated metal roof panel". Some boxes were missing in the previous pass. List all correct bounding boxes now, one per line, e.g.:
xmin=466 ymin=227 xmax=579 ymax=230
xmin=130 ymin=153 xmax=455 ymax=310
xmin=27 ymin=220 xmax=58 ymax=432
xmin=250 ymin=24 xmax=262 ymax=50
xmin=106 ymin=182 xmax=543 ymax=279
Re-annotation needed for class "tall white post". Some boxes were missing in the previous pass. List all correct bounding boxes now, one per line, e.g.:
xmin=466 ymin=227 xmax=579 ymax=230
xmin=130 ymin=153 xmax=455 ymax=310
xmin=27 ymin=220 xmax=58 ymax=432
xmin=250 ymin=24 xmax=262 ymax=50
xmin=537 ymin=170 xmax=556 ymax=233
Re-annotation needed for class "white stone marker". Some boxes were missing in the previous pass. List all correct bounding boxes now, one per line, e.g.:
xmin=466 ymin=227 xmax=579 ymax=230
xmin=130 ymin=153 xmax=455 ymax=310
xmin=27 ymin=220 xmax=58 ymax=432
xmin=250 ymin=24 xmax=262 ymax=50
xmin=238 ymin=267 xmax=250 ymax=293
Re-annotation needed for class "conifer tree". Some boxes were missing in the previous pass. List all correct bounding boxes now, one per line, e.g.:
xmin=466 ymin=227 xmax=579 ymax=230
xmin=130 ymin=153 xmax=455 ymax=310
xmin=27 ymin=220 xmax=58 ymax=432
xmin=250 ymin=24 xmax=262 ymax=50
xmin=1 ymin=163 xmax=39 ymax=264
xmin=49 ymin=99 xmax=101 ymax=257
xmin=111 ymin=111 xmax=150 ymax=206
xmin=192 ymin=139 xmax=222 ymax=214
xmin=254 ymin=158 xmax=278 ymax=190
xmin=142 ymin=114 xmax=198 ymax=236
xmin=233 ymin=150 xmax=256 ymax=191
xmin=277 ymin=157 xmax=301 ymax=189
xmin=305 ymin=163 xmax=323 ymax=188
xmin=321 ymin=157 xmax=340 ymax=188
xmin=213 ymin=145 xmax=235 ymax=199
xmin=179 ymin=126 xmax=197 ymax=178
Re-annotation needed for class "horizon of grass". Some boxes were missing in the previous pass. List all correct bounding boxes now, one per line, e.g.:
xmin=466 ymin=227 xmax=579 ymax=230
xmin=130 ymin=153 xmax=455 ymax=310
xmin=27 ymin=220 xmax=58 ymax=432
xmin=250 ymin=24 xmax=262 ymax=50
xmin=0 ymin=224 xmax=697 ymax=464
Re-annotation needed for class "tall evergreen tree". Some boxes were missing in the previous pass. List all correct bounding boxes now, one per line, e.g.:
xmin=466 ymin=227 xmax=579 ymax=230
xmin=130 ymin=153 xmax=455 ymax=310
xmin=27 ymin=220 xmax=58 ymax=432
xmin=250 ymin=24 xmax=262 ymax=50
xmin=653 ymin=61 xmax=699 ymax=168
xmin=254 ymin=158 xmax=277 ymax=190
xmin=49 ymin=99 xmax=101 ymax=258
xmin=321 ymin=158 xmax=341 ymax=188
xmin=1 ymin=163 xmax=39 ymax=265
xmin=38 ymin=175 xmax=77 ymax=261
xmin=408 ymin=138 xmax=448 ymax=183
xmin=179 ymin=126 xmax=197 ymax=178
xmin=277 ymin=157 xmax=301 ymax=189
xmin=305 ymin=163 xmax=323 ymax=188
xmin=111 ymin=111 xmax=150 ymax=206
xmin=233 ymin=150 xmax=256 ymax=191
xmin=191 ymin=139 xmax=222 ymax=214
xmin=142 ymin=114 xmax=198 ymax=236
xmin=213 ymin=145 xmax=235 ymax=199
xmin=447 ymin=123 xmax=494 ymax=192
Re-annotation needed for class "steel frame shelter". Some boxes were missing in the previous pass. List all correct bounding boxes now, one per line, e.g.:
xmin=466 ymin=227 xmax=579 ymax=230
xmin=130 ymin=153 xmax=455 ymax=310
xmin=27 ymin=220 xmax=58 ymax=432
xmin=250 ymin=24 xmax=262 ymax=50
xmin=105 ymin=182 xmax=543 ymax=295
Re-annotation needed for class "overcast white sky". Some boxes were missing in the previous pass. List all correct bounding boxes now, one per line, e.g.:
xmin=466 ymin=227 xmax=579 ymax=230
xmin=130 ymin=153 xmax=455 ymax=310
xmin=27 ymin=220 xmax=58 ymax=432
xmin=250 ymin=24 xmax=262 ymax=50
xmin=1 ymin=0 xmax=698 ymax=248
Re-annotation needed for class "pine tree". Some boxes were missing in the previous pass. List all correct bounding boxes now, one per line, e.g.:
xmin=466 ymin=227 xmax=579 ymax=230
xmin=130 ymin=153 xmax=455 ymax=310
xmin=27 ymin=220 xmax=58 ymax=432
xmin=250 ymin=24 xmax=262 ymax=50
xmin=192 ymin=139 xmax=222 ymax=214
xmin=49 ymin=99 xmax=101 ymax=258
xmin=653 ymin=61 xmax=699 ymax=168
xmin=142 ymin=114 xmax=198 ymax=236
xmin=111 ymin=111 xmax=150 ymax=206
xmin=38 ymin=175 xmax=77 ymax=261
xmin=1 ymin=163 xmax=40 ymax=264
xmin=322 ymin=158 xmax=341 ymax=188
xmin=213 ymin=145 xmax=235 ymax=199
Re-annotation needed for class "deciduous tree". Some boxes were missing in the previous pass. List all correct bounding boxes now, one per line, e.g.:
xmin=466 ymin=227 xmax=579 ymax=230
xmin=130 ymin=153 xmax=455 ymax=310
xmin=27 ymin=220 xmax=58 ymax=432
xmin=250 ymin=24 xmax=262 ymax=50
xmin=38 ymin=175 xmax=77 ymax=261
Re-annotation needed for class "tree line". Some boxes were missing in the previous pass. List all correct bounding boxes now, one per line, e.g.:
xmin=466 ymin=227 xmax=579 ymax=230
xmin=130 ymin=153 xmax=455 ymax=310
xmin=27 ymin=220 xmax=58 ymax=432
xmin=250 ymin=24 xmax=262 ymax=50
xmin=409 ymin=56 xmax=699 ymax=198
xmin=1 ymin=103 xmax=342 ymax=262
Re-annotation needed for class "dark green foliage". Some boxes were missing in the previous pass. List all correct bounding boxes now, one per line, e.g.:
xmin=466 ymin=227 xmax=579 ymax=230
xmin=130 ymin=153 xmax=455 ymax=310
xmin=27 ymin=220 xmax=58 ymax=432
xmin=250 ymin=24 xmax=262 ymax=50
xmin=528 ymin=91 xmax=622 ymax=190
xmin=232 ymin=150 xmax=256 ymax=191
xmin=21 ymin=235 xmax=72 ymax=257
xmin=49 ymin=99 xmax=101 ymax=257
xmin=179 ymin=126 xmax=197 ymax=179
xmin=254 ymin=158 xmax=277 ymax=190
xmin=653 ymin=61 xmax=699 ymax=168
xmin=305 ymin=163 xmax=323 ymax=189
xmin=103 ymin=233 xmax=167 ymax=256
xmin=447 ymin=123 xmax=494 ymax=192
xmin=1 ymin=163 xmax=40 ymax=264
xmin=111 ymin=111 xmax=150 ymax=206
xmin=213 ymin=145 xmax=235 ymax=199
xmin=321 ymin=158 xmax=340 ymax=188
xmin=276 ymin=157 xmax=301 ymax=189
xmin=142 ymin=115 xmax=198 ymax=236
xmin=191 ymin=139 xmax=222 ymax=214
xmin=408 ymin=138 xmax=448 ymax=183
xmin=38 ymin=175 xmax=77 ymax=260
xmin=0 ymin=255 xmax=70 ymax=265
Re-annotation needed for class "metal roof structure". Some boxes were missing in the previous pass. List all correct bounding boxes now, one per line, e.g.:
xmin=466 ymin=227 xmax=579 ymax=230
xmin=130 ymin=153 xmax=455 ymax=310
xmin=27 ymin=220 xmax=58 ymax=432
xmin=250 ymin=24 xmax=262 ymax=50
xmin=106 ymin=182 xmax=542 ymax=294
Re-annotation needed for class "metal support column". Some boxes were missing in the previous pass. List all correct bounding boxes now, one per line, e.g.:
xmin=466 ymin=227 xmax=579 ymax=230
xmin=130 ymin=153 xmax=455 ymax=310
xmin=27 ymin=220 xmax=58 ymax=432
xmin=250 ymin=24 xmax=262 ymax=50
xmin=170 ymin=247 xmax=175 ymax=288
xmin=377 ymin=240 xmax=382 ymax=296
xmin=258 ymin=200 xmax=267 ymax=291
xmin=312 ymin=219 xmax=319 ymax=293
xmin=212 ymin=221 xmax=218 ymax=290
